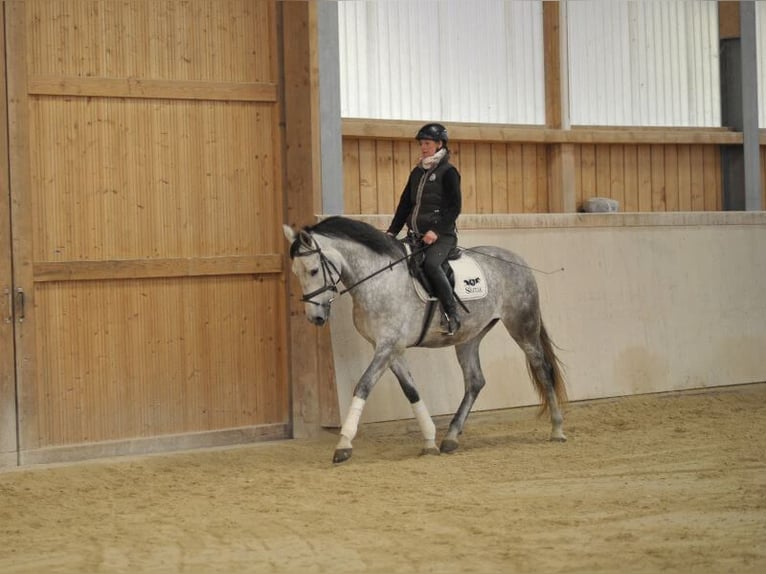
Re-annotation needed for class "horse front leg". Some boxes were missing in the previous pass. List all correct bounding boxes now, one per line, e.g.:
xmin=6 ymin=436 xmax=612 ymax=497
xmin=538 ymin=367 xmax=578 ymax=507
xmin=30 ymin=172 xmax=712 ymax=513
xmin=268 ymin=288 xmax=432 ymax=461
xmin=389 ymin=356 xmax=439 ymax=456
xmin=334 ymin=345 xmax=395 ymax=464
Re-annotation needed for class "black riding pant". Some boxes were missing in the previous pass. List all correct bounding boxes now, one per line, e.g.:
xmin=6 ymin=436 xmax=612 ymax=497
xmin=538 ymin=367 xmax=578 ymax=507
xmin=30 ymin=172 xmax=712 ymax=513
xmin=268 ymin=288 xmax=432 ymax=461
xmin=423 ymin=234 xmax=458 ymax=314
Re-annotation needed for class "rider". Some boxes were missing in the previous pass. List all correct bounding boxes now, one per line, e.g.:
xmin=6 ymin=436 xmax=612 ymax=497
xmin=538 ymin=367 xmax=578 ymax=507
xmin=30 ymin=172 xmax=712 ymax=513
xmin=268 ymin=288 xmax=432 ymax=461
xmin=386 ymin=123 xmax=463 ymax=335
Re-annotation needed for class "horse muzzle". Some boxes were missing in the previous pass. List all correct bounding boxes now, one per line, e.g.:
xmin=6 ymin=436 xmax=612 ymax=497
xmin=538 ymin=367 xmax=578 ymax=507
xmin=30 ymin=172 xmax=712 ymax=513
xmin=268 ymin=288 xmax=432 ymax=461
xmin=309 ymin=315 xmax=327 ymax=327
xmin=305 ymin=302 xmax=331 ymax=326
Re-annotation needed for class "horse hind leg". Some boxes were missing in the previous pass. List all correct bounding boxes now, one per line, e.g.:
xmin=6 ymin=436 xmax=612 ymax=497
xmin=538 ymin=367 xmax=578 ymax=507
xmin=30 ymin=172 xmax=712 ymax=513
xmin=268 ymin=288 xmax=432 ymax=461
xmin=390 ymin=357 xmax=439 ymax=456
xmin=515 ymin=323 xmax=567 ymax=442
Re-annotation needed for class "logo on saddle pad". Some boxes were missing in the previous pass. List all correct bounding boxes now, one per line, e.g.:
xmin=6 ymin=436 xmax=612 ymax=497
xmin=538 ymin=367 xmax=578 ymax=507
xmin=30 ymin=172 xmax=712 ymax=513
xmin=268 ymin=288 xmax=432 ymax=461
xmin=463 ymin=276 xmax=483 ymax=295
xmin=412 ymin=254 xmax=488 ymax=302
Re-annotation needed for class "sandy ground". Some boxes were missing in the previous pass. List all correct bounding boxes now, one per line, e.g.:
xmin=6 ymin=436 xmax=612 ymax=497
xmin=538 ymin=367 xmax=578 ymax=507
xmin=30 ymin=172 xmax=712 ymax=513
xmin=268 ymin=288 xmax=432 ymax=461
xmin=1 ymin=383 xmax=764 ymax=574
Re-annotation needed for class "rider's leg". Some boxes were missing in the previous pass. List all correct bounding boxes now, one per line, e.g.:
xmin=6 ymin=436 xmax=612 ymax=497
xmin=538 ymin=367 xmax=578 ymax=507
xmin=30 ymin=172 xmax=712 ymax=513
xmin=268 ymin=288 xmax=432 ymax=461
xmin=423 ymin=236 xmax=461 ymax=335
xmin=430 ymin=271 xmax=461 ymax=334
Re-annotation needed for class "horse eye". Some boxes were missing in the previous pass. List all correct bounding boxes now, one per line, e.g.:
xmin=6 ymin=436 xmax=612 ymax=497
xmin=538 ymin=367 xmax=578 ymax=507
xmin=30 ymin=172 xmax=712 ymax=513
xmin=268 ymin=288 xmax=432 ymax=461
xmin=309 ymin=268 xmax=319 ymax=277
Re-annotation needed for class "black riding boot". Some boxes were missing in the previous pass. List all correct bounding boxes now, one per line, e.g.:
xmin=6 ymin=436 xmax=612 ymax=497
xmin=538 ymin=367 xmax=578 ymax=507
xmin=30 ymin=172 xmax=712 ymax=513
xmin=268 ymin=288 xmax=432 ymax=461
xmin=430 ymin=271 xmax=461 ymax=335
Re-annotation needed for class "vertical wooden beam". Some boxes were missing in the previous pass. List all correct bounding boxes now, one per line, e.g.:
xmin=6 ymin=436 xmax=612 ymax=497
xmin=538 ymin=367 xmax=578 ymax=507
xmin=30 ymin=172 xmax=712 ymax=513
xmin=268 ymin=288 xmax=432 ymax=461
xmin=718 ymin=1 xmax=739 ymax=39
xmin=544 ymin=2 xmax=562 ymax=131
xmin=280 ymin=1 xmax=339 ymax=435
xmin=0 ymin=0 xmax=19 ymax=469
xmin=6 ymin=0 xmax=39 ymax=458
xmin=282 ymin=2 xmax=322 ymax=223
xmin=544 ymin=1 xmax=576 ymax=212
xmin=547 ymin=144 xmax=576 ymax=212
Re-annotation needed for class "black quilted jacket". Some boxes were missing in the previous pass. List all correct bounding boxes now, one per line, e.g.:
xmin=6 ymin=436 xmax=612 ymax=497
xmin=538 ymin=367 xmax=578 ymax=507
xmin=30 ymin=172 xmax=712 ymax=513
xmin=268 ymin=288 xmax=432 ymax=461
xmin=387 ymin=154 xmax=461 ymax=237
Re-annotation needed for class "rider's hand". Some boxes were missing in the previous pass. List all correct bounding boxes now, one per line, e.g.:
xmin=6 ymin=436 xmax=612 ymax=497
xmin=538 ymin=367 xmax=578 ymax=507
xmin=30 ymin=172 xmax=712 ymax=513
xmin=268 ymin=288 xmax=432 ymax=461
xmin=423 ymin=230 xmax=438 ymax=245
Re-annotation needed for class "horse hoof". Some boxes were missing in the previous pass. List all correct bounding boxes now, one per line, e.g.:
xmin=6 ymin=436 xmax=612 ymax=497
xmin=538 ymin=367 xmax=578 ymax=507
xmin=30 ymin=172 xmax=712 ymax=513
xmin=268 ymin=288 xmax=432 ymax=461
xmin=333 ymin=448 xmax=353 ymax=464
xmin=549 ymin=434 xmax=567 ymax=443
xmin=440 ymin=439 xmax=459 ymax=454
xmin=420 ymin=447 xmax=441 ymax=457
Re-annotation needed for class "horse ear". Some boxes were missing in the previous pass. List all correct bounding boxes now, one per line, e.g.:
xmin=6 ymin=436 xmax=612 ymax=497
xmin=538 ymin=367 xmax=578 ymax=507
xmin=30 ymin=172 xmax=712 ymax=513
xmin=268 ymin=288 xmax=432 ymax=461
xmin=298 ymin=230 xmax=312 ymax=247
xmin=282 ymin=224 xmax=296 ymax=243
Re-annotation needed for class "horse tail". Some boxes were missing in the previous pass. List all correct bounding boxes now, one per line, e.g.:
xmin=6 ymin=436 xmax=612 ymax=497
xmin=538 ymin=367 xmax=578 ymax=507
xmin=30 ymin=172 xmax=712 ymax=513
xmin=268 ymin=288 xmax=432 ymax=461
xmin=527 ymin=321 xmax=568 ymax=417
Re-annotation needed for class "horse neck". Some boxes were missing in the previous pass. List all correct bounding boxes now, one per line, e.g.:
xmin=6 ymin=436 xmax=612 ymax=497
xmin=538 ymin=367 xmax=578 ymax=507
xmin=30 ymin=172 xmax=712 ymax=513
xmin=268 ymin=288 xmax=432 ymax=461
xmin=316 ymin=234 xmax=405 ymax=290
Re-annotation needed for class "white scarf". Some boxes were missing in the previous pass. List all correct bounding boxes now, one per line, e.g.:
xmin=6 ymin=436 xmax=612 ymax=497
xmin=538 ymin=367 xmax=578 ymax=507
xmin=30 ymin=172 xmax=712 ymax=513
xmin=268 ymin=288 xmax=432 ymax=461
xmin=419 ymin=147 xmax=447 ymax=170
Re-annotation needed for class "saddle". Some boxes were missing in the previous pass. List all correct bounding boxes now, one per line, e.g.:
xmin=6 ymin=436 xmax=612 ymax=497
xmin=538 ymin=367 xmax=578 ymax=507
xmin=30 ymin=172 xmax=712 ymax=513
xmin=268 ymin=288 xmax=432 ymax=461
xmin=402 ymin=237 xmax=487 ymax=303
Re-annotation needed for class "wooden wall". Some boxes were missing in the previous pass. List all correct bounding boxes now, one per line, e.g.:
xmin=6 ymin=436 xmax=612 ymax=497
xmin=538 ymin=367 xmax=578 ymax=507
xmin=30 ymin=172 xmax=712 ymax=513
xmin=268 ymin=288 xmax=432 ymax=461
xmin=343 ymin=140 xmax=551 ymax=215
xmin=572 ymin=143 xmax=721 ymax=212
xmin=340 ymin=121 xmax=766 ymax=215
xmin=5 ymin=0 xmax=290 ymax=460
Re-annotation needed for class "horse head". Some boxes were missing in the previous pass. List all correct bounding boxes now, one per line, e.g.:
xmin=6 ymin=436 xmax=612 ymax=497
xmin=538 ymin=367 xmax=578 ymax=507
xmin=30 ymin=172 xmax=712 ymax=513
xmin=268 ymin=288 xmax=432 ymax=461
xmin=283 ymin=224 xmax=342 ymax=326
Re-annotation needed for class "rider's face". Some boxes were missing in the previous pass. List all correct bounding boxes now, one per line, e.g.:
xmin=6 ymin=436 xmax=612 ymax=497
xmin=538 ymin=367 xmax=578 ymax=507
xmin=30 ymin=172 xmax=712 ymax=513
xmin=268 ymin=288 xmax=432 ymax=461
xmin=419 ymin=139 xmax=440 ymax=158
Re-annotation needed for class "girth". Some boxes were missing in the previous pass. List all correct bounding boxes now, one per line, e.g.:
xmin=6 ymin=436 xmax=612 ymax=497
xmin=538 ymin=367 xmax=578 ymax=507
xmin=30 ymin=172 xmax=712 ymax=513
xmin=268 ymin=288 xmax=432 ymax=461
xmin=402 ymin=237 xmax=466 ymax=346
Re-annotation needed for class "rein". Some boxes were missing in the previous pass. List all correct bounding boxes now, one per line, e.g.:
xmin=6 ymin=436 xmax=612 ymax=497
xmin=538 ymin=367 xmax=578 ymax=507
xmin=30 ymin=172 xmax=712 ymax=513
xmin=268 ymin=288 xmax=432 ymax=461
xmin=294 ymin=233 xmax=563 ymax=309
xmin=293 ymin=233 xmax=427 ymax=306
xmin=337 ymin=246 xmax=427 ymax=296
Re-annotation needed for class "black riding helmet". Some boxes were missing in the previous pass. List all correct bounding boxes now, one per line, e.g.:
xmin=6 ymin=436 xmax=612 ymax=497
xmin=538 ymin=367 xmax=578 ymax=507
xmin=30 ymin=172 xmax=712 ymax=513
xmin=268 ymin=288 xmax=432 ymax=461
xmin=415 ymin=123 xmax=448 ymax=144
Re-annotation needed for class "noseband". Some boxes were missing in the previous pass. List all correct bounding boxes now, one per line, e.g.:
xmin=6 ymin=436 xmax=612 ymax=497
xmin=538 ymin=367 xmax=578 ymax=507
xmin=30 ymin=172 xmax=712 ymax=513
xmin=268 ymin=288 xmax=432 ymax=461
xmin=292 ymin=234 xmax=341 ymax=307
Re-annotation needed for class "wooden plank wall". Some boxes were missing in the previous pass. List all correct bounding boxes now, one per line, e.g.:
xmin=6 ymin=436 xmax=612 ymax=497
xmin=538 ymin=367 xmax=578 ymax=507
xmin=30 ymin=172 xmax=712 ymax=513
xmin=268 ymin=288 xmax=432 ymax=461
xmin=7 ymin=0 xmax=289 ymax=455
xmin=343 ymin=140 xmax=551 ymax=215
xmin=573 ymin=144 xmax=721 ymax=212
xmin=343 ymin=137 xmax=727 ymax=215
xmin=33 ymin=277 xmax=287 ymax=445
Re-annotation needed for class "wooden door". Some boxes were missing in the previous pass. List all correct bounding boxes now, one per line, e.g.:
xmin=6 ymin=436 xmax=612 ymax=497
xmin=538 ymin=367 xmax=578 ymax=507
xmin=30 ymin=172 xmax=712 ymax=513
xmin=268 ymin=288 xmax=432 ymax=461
xmin=0 ymin=5 xmax=18 ymax=469
xmin=6 ymin=0 xmax=289 ymax=463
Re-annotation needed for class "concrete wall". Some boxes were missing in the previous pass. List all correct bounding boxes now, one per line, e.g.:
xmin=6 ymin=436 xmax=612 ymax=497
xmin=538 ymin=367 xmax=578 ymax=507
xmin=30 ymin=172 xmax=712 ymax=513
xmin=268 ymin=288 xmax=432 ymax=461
xmin=328 ymin=213 xmax=766 ymax=424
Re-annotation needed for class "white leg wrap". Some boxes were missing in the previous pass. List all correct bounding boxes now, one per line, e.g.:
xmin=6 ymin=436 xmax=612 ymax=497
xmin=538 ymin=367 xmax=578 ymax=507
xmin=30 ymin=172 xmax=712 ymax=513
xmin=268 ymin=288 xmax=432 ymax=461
xmin=412 ymin=400 xmax=436 ymax=441
xmin=340 ymin=396 xmax=366 ymax=443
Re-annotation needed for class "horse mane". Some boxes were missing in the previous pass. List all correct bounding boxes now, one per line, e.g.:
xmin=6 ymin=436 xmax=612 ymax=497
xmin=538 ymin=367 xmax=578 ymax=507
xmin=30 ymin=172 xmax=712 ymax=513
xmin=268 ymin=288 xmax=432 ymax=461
xmin=296 ymin=216 xmax=405 ymax=259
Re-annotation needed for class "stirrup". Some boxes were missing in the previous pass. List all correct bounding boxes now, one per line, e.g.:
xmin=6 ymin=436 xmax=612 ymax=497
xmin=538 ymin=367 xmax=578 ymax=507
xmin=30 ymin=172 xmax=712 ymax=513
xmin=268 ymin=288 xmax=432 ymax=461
xmin=441 ymin=312 xmax=461 ymax=336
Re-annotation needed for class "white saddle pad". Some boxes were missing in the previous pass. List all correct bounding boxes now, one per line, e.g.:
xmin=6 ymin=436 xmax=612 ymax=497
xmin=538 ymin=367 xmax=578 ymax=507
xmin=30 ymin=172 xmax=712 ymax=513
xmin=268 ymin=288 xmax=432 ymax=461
xmin=412 ymin=252 xmax=488 ymax=303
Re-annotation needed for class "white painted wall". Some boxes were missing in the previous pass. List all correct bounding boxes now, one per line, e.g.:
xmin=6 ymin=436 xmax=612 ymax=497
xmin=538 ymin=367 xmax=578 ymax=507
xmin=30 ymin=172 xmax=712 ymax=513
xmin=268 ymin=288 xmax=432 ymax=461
xmin=339 ymin=0 xmax=732 ymax=128
xmin=338 ymin=0 xmax=545 ymax=124
xmin=567 ymin=0 xmax=720 ymax=126
xmin=328 ymin=213 xmax=766 ymax=424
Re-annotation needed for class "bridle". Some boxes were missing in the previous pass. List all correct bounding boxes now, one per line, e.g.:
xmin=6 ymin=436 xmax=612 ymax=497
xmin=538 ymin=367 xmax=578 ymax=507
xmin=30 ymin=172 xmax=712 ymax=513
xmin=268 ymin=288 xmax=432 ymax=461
xmin=290 ymin=230 xmax=431 ymax=309
xmin=292 ymin=233 xmax=342 ymax=307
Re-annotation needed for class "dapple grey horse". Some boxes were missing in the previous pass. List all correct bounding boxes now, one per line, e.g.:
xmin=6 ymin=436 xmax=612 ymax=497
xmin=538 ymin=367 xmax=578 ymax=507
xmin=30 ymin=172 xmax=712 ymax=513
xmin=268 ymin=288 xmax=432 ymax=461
xmin=284 ymin=216 xmax=567 ymax=463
